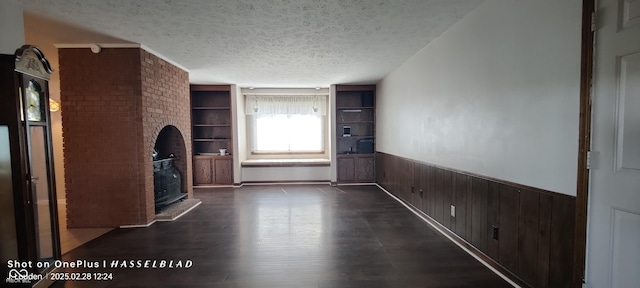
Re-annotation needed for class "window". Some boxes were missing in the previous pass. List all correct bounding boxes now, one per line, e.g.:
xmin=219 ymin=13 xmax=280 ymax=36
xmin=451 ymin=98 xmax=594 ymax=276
xmin=254 ymin=114 xmax=323 ymax=152
xmin=246 ymin=93 xmax=328 ymax=155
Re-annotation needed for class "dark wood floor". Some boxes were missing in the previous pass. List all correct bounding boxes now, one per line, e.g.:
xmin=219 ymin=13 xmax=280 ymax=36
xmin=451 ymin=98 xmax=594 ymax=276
xmin=53 ymin=185 xmax=512 ymax=288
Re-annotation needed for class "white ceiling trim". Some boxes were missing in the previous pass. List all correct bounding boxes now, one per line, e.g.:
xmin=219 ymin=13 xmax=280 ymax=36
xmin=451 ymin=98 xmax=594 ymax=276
xmin=54 ymin=43 xmax=140 ymax=49
xmin=140 ymin=44 xmax=189 ymax=73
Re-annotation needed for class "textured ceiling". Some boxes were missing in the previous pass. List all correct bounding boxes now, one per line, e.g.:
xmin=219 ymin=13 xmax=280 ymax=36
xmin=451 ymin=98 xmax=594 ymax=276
xmin=18 ymin=0 xmax=483 ymax=87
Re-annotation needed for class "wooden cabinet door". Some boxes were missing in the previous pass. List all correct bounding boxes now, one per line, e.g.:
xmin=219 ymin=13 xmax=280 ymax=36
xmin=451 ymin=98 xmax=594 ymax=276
xmin=337 ymin=157 xmax=355 ymax=182
xmin=214 ymin=158 xmax=232 ymax=184
xmin=193 ymin=157 xmax=213 ymax=185
xmin=355 ymin=155 xmax=375 ymax=183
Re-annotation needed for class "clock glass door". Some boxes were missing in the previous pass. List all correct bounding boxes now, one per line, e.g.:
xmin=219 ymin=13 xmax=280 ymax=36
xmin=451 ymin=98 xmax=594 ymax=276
xmin=28 ymin=125 xmax=54 ymax=266
xmin=23 ymin=78 xmax=58 ymax=271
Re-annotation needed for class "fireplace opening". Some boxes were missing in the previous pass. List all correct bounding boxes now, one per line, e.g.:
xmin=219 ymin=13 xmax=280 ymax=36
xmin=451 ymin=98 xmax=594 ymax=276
xmin=153 ymin=125 xmax=188 ymax=212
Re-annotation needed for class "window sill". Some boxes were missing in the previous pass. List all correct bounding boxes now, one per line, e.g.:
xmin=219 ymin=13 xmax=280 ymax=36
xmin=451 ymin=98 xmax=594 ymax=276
xmin=242 ymin=158 xmax=330 ymax=168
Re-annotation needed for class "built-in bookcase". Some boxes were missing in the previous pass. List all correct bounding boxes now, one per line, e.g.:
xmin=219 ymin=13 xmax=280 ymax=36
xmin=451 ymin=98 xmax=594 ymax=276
xmin=191 ymin=88 xmax=232 ymax=155
xmin=335 ymin=85 xmax=375 ymax=183
xmin=191 ymin=85 xmax=233 ymax=185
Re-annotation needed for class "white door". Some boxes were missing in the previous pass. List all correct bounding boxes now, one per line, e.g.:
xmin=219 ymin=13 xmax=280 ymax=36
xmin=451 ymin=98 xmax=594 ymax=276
xmin=587 ymin=0 xmax=640 ymax=287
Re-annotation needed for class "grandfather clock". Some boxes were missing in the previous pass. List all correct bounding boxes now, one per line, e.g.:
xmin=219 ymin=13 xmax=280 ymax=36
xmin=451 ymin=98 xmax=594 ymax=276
xmin=0 ymin=45 xmax=60 ymax=286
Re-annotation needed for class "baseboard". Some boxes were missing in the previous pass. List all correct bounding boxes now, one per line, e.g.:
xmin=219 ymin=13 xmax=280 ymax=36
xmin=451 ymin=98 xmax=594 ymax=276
xmin=241 ymin=180 xmax=331 ymax=185
xmin=193 ymin=184 xmax=235 ymax=188
xmin=336 ymin=182 xmax=377 ymax=186
xmin=195 ymin=180 xmax=334 ymax=187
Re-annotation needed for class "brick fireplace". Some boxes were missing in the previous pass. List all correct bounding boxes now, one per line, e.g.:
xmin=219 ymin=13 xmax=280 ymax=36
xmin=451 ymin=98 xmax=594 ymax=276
xmin=59 ymin=47 xmax=193 ymax=227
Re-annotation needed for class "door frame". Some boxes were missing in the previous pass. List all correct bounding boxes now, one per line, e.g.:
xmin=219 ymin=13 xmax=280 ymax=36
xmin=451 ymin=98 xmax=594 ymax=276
xmin=575 ymin=0 xmax=595 ymax=286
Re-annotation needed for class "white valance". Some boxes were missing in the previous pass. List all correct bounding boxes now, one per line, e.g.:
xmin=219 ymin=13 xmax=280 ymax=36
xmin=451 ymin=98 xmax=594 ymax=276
xmin=245 ymin=95 xmax=327 ymax=116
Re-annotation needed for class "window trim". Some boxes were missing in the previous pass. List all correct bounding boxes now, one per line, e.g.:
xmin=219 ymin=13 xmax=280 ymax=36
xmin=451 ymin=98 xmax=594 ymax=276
xmin=243 ymin=88 xmax=331 ymax=160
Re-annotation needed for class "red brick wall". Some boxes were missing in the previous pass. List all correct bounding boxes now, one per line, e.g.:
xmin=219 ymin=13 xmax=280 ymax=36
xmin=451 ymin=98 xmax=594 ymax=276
xmin=140 ymin=49 xmax=192 ymax=220
xmin=59 ymin=47 xmax=191 ymax=227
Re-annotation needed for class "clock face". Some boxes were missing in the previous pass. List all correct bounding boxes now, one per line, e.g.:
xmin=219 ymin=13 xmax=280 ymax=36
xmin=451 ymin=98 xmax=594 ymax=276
xmin=26 ymin=80 xmax=42 ymax=122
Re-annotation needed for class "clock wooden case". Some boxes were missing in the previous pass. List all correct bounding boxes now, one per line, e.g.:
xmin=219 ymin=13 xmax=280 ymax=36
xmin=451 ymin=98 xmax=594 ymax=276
xmin=0 ymin=45 xmax=61 ymax=286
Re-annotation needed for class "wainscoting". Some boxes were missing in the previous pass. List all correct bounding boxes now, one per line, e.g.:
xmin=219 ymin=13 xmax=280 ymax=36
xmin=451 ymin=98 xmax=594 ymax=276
xmin=376 ymin=152 xmax=575 ymax=288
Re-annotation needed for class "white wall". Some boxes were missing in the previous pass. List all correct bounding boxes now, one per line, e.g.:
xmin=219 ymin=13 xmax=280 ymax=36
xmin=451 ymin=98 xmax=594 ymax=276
xmin=377 ymin=0 xmax=582 ymax=196
xmin=232 ymin=85 xmax=245 ymax=184
xmin=329 ymin=85 xmax=337 ymax=182
xmin=0 ymin=1 xmax=24 ymax=54
xmin=242 ymin=166 xmax=330 ymax=182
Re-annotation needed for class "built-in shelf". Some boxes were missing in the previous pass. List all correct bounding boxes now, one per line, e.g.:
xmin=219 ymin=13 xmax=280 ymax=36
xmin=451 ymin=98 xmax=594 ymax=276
xmin=335 ymin=85 xmax=376 ymax=183
xmin=191 ymin=85 xmax=234 ymax=186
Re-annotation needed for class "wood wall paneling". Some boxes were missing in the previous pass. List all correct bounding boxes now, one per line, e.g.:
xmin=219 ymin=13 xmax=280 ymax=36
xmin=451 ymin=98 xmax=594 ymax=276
xmin=471 ymin=177 xmax=489 ymax=252
xmin=454 ymin=174 xmax=469 ymax=239
xmin=549 ymin=196 xmax=575 ymax=288
xmin=412 ymin=162 xmax=423 ymax=209
xmin=465 ymin=175 xmax=473 ymax=243
xmin=499 ymin=184 xmax=520 ymax=274
xmin=375 ymin=153 xmax=389 ymax=190
xmin=427 ymin=165 xmax=436 ymax=218
xmin=374 ymin=152 xmax=576 ymax=288
xmin=417 ymin=163 xmax=427 ymax=214
xmin=537 ymin=193 xmax=553 ymax=288
xmin=450 ymin=173 xmax=457 ymax=234
xmin=434 ymin=168 xmax=444 ymax=224
xmin=401 ymin=158 xmax=414 ymax=205
xmin=387 ymin=155 xmax=396 ymax=193
xmin=384 ymin=153 xmax=392 ymax=190
xmin=392 ymin=157 xmax=406 ymax=200
xmin=442 ymin=170 xmax=453 ymax=230
xmin=487 ymin=181 xmax=501 ymax=260
xmin=421 ymin=164 xmax=431 ymax=213
xmin=375 ymin=153 xmax=386 ymax=188
xmin=518 ymin=189 xmax=540 ymax=286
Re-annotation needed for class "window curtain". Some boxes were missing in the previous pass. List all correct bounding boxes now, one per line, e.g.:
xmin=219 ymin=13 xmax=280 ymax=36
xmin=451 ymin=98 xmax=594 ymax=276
xmin=245 ymin=95 xmax=327 ymax=116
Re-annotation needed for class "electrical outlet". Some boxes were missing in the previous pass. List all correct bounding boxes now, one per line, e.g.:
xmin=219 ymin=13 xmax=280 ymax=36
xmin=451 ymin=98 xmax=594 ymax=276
xmin=450 ymin=205 xmax=455 ymax=217
xmin=492 ymin=225 xmax=499 ymax=240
